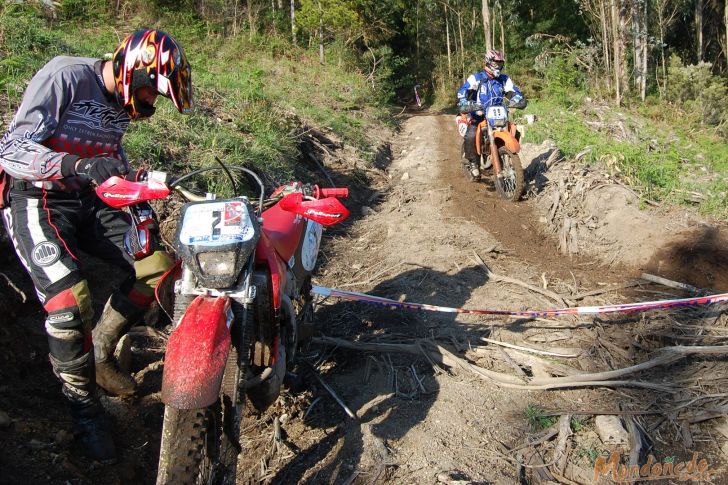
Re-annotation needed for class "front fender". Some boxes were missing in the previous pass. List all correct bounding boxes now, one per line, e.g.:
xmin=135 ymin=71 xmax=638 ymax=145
xmin=493 ymin=130 xmax=520 ymax=153
xmin=161 ymin=296 xmax=231 ymax=409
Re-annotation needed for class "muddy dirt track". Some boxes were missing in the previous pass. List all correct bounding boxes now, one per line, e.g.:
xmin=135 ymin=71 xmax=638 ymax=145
xmin=1 ymin=113 xmax=727 ymax=484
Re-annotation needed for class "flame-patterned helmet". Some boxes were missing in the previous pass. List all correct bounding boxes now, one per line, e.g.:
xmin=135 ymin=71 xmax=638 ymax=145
xmin=484 ymin=49 xmax=505 ymax=77
xmin=112 ymin=29 xmax=192 ymax=120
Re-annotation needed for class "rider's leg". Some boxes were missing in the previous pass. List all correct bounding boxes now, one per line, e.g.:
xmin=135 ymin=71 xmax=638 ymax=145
xmin=1 ymin=190 xmax=116 ymax=462
xmin=463 ymin=124 xmax=480 ymax=178
xmin=80 ymin=195 xmax=173 ymax=396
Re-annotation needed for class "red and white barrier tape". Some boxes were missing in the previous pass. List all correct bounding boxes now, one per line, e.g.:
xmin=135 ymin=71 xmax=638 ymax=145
xmin=311 ymin=286 xmax=728 ymax=318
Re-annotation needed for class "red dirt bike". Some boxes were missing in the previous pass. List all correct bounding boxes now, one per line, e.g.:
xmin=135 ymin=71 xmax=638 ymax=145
xmin=456 ymin=99 xmax=525 ymax=201
xmin=95 ymin=165 xmax=350 ymax=485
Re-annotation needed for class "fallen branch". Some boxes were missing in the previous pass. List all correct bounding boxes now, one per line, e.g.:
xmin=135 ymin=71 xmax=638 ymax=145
xmin=312 ymin=337 xmax=728 ymax=392
xmin=0 ymin=272 xmax=27 ymax=303
xmin=472 ymin=252 xmax=575 ymax=307
xmin=553 ymin=414 xmax=572 ymax=473
xmin=308 ymin=364 xmax=357 ymax=420
xmin=641 ymin=272 xmax=707 ymax=295
xmin=571 ymin=280 xmax=643 ymax=301
xmin=477 ymin=337 xmax=580 ymax=358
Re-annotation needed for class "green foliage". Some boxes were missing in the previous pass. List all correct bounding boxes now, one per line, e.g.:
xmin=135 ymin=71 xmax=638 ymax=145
xmin=524 ymin=404 xmax=557 ymax=431
xmin=0 ymin=5 xmax=71 ymax=100
xmin=298 ymin=0 xmax=361 ymax=41
xmin=526 ymin=96 xmax=728 ymax=218
xmin=570 ymin=416 xmax=586 ymax=432
xmin=578 ymin=446 xmax=601 ymax=466
xmin=58 ymin=0 xmax=110 ymax=20
xmin=666 ymin=55 xmax=728 ymax=128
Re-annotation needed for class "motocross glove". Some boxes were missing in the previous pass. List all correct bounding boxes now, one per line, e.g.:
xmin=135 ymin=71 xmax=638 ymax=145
xmin=457 ymin=99 xmax=469 ymax=111
xmin=62 ymin=155 xmax=129 ymax=184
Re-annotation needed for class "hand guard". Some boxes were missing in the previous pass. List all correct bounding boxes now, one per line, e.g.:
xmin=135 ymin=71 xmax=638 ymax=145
xmin=75 ymin=157 xmax=129 ymax=184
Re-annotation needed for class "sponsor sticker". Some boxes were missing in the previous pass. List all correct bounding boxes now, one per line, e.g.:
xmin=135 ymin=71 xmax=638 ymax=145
xmin=31 ymin=241 xmax=61 ymax=267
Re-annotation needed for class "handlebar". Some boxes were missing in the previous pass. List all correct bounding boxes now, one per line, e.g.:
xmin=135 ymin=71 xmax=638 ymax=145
xmin=318 ymin=187 xmax=349 ymax=198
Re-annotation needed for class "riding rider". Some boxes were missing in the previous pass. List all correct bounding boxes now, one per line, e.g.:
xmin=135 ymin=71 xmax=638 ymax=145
xmin=456 ymin=50 xmax=525 ymax=179
xmin=0 ymin=29 xmax=192 ymax=462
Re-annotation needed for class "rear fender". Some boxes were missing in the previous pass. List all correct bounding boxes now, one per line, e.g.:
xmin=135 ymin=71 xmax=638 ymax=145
xmin=161 ymin=296 xmax=232 ymax=409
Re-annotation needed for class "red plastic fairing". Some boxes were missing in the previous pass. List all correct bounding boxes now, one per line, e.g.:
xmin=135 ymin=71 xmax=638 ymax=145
xmin=95 ymin=176 xmax=171 ymax=208
xmin=278 ymin=193 xmax=350 ymax=226
xmin=161 ymin=296 xmax=232 ymax=409
xmin=261 ymin=197 xmax=306 ymax=263
xmin=255 ymin=233 xmax=287 ymax=310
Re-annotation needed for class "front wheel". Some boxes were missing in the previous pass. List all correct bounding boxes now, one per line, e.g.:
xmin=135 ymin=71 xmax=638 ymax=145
xmin=493 ymin=147 xmax=524 ymax=201
xmin=156 ymin=298 xmax=246 ymax=485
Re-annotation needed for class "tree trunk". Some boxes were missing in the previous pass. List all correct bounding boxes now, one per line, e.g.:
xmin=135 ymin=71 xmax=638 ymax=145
xmin=640 ymin=0 xmax=647 ymax=100
xmin=445 ymin=4 xmax=452 ymax=80
xmin=457 ymin=10 xmax=465 ymax=78
xmin=610 ymin=0 xmax=621 ymax=104
xmin=415 ymin=0 xmax=420 ymax=70
xmin=599 ymin=0 xmax=612 ymax=91
xmin=247 ymin=0 xmax=255 ymax=41
xmin=498 ymin=0 xmax=505 ymax=56
xmin=725 ymin=1 xmax=728 ymax=68
xmin=318 ymin=1 xmax=324 ymax=64
xmin=481 ymin=0 xmax=492 ymax=51
xmin=291 ymin=0 xmax=296 ymax=45
xmin=695 ymin=0 xmax=703 ymax=62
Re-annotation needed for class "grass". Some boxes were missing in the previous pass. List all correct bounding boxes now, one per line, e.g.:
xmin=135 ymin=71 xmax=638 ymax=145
xmin=522 ymin=95 xmax=728 ymax=219
xmin=523 ymin=404 xmax=557 ymax=431
xmin=0 ymin=5 xmax=392 ymax=196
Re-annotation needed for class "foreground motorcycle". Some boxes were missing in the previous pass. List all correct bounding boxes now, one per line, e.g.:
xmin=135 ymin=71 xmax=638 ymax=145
xmin=456 ymin=98 xmax=526 ymax=201
xmin=95 ymin=165 xmax=350 ymax=484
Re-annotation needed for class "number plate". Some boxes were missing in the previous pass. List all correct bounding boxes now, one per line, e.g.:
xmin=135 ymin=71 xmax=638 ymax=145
xmin=179 ymin=201 xmax=256 ymax=246
xmin=486 ymin=106 xmax=507 ymax=122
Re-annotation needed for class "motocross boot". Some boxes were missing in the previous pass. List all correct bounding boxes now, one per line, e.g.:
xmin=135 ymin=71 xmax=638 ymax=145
xmin=50 ymin=352 xmax=117 ymax=463
xmin=92 ymin=293 xmax=143 ymax=396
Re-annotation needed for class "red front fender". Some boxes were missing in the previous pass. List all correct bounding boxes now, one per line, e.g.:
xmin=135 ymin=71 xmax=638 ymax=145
xmin=161 ymin=296 xmax=232 ymax=409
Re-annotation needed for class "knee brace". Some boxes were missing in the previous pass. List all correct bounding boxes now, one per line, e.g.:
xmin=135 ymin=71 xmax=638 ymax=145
xmin=43 ymin=280 xmax=94 ymax=362
xmin=127 ymin=250 xmax=173 ymax=307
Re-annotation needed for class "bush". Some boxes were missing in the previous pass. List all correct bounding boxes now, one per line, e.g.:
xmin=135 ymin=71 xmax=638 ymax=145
xmin=666 ymin=55 xmax=728 ymax=128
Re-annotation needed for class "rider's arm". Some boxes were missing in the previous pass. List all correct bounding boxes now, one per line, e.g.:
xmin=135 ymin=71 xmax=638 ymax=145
xmin=0 ymin=67 xmax=78 ymax=182
xmin=502 ymin=75 xmax=523 ymax=99
xmin=456 ymin=73 xmax=480 ymax=101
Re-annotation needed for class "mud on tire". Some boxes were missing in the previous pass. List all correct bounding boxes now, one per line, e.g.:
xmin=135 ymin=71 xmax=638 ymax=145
xmin=156 ymin=406 xmax=214 ymax=485
xmin=494 ymin=147 xmax=524 ymax=201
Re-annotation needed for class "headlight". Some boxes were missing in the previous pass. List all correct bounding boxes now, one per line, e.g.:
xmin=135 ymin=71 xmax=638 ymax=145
xmin=197 ymin=251 xmax=237 ymax=276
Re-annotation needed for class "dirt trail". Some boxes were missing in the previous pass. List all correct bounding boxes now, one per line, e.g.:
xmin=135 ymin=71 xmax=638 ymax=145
xmin=253 ymin=113 xmax=728 ymax=484
xmin=1 ymin=113 xmax=726 ymax=484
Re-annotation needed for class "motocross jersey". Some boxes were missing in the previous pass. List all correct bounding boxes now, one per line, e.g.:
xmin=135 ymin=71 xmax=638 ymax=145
xmin=0 ymin=56 xmax=130 ymax=201
xmin=456 ymin=71 xmax=522 ymax=108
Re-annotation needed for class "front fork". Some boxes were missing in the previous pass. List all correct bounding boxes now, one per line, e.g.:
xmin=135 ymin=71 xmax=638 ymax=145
xmin=485 ymin=124 xmax=502 ymax=175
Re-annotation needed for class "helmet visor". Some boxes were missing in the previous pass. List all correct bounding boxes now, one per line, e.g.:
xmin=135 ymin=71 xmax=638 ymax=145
xmin=488 ymin=60 xmax=505 ymax=71
xmin=168 ymin=62 xmax=193 ymax=114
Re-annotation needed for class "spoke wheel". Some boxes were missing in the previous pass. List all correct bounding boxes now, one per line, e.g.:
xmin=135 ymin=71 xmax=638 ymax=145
xmin=493 ymin=147 xmax=524 ymax=201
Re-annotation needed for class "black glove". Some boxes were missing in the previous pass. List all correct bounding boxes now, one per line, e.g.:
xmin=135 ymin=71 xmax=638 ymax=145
xmin=63 ymin=156 xmax=129 ymax=184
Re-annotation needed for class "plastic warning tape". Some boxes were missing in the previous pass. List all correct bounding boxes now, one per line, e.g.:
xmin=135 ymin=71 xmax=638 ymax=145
xmin=311 ymin=286 xmax=728 ymax=318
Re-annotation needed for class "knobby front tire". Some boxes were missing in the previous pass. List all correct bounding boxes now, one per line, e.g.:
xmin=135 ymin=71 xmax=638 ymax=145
xmin=156 ymin=406 xmax=215 ymax=485
xmin=494 ymin=147 xmax=524 ymax=201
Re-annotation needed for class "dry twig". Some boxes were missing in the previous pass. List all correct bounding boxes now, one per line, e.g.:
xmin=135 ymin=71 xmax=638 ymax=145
xmin=472 ymin=252 xmax=575 ymax=307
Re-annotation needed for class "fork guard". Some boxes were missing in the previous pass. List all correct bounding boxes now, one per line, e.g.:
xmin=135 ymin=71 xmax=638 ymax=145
xmin=161 ymin=296 xmax=232 ymax=409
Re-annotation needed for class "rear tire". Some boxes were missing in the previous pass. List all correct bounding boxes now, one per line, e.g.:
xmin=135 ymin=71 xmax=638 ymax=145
xmin=493 ymin=147 xmax=524 ymax=201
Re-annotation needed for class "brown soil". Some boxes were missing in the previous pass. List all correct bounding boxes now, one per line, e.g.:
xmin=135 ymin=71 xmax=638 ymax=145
xmin=1 ymin=113 xmax=727 ymax=484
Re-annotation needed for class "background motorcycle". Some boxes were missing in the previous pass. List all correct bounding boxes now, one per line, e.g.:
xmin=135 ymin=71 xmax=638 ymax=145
xmin=456 ymin=97 xmax=526 ymax=201
xmin=95 ymin=164 xmax=350 ymax=485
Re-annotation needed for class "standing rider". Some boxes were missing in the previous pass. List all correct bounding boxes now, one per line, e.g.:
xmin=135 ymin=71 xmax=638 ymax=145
xmin=456 ymin=49 xmax=525 ymax=179
xmin=0 ymin=29 xmax=192 ymax=462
